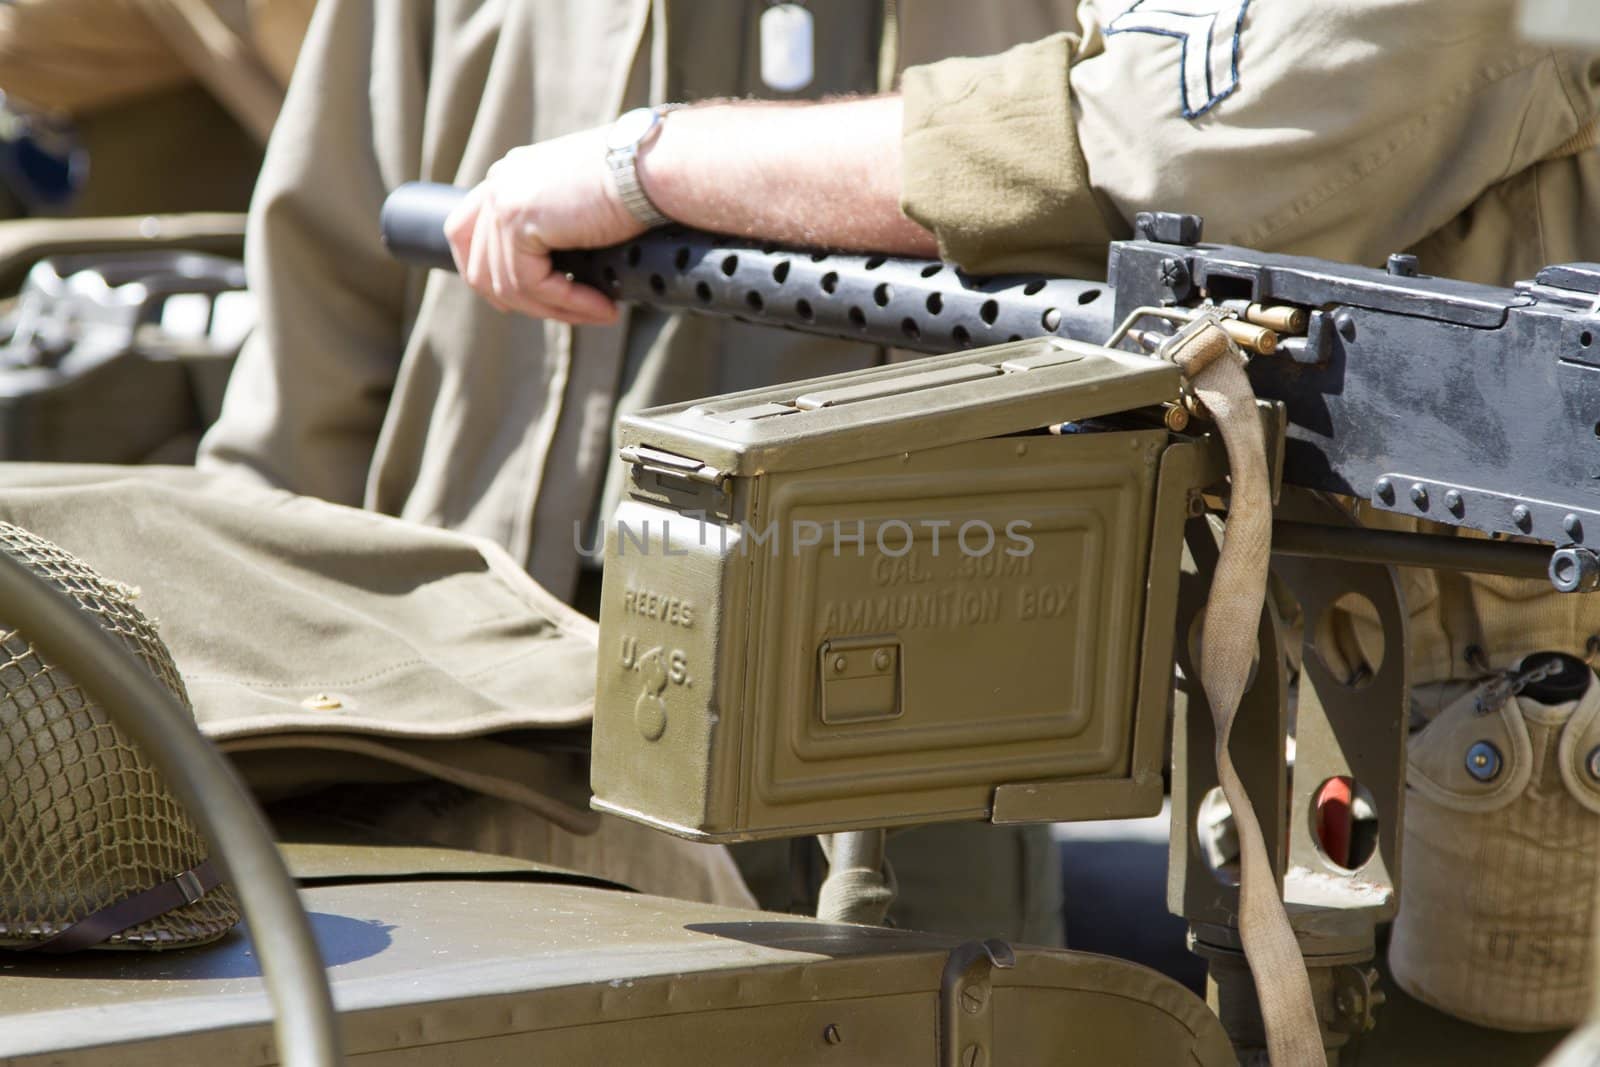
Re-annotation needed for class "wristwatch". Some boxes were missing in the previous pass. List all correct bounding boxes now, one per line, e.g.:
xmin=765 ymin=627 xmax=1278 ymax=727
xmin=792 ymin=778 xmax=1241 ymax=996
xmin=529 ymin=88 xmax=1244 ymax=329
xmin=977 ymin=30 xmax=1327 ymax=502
xmin=605 ymin=105 xmax=675 ymax=229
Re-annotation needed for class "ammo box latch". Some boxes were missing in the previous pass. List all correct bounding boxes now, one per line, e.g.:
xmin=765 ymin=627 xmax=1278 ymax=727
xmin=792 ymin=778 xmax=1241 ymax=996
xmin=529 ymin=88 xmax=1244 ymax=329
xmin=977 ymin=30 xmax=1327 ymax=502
xmin=818 ymin=636 xmax=904 ymax=725
xmin=618 ymin=444 xmax=728 ymax=490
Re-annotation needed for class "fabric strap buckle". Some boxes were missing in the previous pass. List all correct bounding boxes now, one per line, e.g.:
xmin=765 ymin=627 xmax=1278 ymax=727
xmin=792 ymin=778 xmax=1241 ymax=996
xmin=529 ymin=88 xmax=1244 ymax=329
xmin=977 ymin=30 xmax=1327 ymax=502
xmin=174 ymin=869 xmax=206 ymax=905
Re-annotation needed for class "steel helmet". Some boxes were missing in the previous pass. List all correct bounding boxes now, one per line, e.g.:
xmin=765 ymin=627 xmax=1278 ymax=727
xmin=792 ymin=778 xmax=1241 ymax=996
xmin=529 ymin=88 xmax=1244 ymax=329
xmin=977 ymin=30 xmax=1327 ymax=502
xmin=0 ymin=522 xmax=238 ymax=951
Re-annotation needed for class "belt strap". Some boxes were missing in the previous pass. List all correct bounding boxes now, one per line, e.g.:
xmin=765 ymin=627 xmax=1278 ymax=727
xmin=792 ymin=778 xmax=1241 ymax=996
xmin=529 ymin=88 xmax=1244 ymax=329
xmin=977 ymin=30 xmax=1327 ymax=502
xmin=1169 ymin=319 xmax=1324 ymax=1064
xmin=33 ymin=858 xmax=223 ymax=954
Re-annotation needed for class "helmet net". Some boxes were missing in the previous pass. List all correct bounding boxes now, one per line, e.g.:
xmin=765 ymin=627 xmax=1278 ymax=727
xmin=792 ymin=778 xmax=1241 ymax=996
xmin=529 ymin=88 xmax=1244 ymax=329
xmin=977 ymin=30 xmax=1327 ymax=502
xmin=0 ymin=522 xmax=238 ymax=948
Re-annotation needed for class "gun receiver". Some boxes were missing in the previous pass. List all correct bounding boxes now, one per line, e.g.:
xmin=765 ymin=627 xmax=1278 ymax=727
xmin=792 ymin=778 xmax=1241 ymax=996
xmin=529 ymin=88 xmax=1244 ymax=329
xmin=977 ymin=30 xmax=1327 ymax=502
xmin=383 ymin=182 xmax=1600 ymax=590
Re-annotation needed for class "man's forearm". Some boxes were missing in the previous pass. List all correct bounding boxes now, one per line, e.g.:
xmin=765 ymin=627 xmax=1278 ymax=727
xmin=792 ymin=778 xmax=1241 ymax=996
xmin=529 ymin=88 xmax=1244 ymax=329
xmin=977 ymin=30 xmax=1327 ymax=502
xmin=637 ymin=95 xmax=937 ymax=257
xmin=444 ymin=93 xmax=935 ymax=323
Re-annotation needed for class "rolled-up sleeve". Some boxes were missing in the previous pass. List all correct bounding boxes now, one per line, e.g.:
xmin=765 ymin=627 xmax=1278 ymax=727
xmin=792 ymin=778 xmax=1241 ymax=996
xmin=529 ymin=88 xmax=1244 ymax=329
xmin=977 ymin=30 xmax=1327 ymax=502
xmin=899 ymin=32 xmax=1120 ymax=277
xmin=902 ymin=1 xmax=1600 ymax=278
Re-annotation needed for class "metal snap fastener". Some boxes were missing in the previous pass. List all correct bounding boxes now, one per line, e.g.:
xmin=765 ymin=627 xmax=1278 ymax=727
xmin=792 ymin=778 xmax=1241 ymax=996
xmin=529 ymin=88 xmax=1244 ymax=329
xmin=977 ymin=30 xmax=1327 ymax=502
xmin=301 ymin=692 xmax=342 ymax=711
xmin=1465 ymin=740 xmax=1502 ymax=782
xmin=1587 ymin=745 xmax=1600 ymax=783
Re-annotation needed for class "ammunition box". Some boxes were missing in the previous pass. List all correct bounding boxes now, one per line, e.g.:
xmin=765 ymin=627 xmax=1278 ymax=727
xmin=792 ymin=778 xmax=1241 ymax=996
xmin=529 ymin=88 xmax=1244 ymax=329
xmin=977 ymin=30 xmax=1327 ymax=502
xmin=592 ymin=339 xmax=1199 ymax=841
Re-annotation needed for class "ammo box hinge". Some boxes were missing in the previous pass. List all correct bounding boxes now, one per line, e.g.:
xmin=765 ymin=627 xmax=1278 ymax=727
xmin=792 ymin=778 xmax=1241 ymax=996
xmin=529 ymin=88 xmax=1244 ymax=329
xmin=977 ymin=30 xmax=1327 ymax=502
xmin=619 ymin=444 xmax=728 ymax=490
xmin=940 ymin=939 xmax=1015 ymax=1067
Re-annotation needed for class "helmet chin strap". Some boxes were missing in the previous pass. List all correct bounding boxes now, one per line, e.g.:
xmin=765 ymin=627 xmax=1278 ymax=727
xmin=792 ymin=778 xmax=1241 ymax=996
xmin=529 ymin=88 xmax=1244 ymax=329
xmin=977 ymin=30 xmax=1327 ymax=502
xmin=34 ymin=858 xmax=223 ymax=953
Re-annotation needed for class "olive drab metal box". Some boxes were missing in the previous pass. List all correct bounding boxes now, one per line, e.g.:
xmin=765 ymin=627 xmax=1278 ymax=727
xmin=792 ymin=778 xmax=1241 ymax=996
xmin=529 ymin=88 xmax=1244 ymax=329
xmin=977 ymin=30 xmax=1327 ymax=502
xmin=591 ymin=338 xmax=1200 ymax=841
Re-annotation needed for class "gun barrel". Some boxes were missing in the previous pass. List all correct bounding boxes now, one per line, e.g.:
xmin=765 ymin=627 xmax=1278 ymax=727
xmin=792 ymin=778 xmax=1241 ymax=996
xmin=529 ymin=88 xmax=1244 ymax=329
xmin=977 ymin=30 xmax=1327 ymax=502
xmin=380 ymin=182 xmax=1117 ymax=353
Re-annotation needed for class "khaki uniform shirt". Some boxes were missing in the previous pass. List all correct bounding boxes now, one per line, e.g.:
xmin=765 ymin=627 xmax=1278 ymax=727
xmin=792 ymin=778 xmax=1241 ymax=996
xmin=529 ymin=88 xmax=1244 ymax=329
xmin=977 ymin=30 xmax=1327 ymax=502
xmin=899 ymin=0 xmax=1600 ymax=687
xmin=195 ymin=0 xmax=1077 ymax=606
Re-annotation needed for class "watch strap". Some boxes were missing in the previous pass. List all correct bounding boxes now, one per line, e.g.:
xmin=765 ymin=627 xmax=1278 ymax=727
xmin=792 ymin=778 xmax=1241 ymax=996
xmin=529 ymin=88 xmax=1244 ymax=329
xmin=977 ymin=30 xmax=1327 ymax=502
xmin=606 ymin=106 xmax=675 ymax=229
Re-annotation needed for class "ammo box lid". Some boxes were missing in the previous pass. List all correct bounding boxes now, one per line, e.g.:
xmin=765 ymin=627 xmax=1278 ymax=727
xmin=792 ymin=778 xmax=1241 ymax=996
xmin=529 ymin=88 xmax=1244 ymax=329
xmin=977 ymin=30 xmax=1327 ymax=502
xmin=616 ymin=338 xmax=1180 ymax=478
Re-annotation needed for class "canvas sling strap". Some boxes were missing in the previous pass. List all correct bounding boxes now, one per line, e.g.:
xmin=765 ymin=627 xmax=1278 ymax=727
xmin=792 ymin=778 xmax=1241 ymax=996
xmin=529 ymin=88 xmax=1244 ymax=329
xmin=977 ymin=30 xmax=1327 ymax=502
xmin=1166 ymin=315 xmax=1324 ymax=1064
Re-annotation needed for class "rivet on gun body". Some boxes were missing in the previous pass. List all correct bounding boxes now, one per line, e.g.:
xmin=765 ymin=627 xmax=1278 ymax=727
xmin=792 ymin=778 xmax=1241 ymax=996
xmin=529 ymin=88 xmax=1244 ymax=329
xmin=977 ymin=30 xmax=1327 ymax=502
xmin=1513 ymin=504 xmax=1533 ymax=531
xmin=1445 ymin=490 xmax=1465 ymax=516
xmin=1410 ymin=484 xmax=1428 ymax=509
xmin=1375 ymin=478 xmax=1395 ymax=505
xmin=1566 ymin=513 xmax=1584 ymax=539
xmin=1466 ymin=741 xmax=1503 ymax=782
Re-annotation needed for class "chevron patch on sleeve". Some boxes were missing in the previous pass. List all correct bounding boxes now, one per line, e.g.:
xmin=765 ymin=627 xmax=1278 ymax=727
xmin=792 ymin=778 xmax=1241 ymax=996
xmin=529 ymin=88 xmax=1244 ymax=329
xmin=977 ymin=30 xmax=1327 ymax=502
xmin=1106 ymin=0 xmax=1252 ymax=119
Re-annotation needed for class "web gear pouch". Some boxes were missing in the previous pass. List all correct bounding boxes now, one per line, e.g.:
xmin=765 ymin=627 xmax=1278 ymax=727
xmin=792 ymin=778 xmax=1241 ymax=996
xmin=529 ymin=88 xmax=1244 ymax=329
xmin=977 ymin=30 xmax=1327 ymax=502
xmin=1390 ymin=659 xmax=1600 ymax=1031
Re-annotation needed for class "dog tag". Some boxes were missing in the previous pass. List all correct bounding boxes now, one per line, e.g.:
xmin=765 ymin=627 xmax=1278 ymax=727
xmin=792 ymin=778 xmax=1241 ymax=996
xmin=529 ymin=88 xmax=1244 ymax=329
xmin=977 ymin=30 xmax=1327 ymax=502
xmin=760 ymin=3 xmax=814 ymax=92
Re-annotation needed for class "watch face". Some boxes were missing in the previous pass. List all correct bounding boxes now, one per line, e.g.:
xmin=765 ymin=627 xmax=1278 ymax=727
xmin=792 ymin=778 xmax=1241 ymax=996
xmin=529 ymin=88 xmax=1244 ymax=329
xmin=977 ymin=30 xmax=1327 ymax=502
xmin=606 ymin=107 xmax=658 ymax=152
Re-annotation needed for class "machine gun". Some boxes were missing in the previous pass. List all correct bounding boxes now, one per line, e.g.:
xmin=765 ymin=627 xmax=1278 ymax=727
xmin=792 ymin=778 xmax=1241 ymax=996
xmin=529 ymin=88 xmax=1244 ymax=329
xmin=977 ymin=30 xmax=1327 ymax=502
xmin=383 ymin=183 xmax=1600 ymax=589
xmin=382 ymin=182 xmax=1600 ymax=1056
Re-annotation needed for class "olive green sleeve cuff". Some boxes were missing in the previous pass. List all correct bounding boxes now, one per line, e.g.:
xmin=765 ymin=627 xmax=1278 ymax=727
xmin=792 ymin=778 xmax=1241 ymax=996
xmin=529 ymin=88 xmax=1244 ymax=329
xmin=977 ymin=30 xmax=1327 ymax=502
xmin=899 ymin=33 xmax=1118 ymax=277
